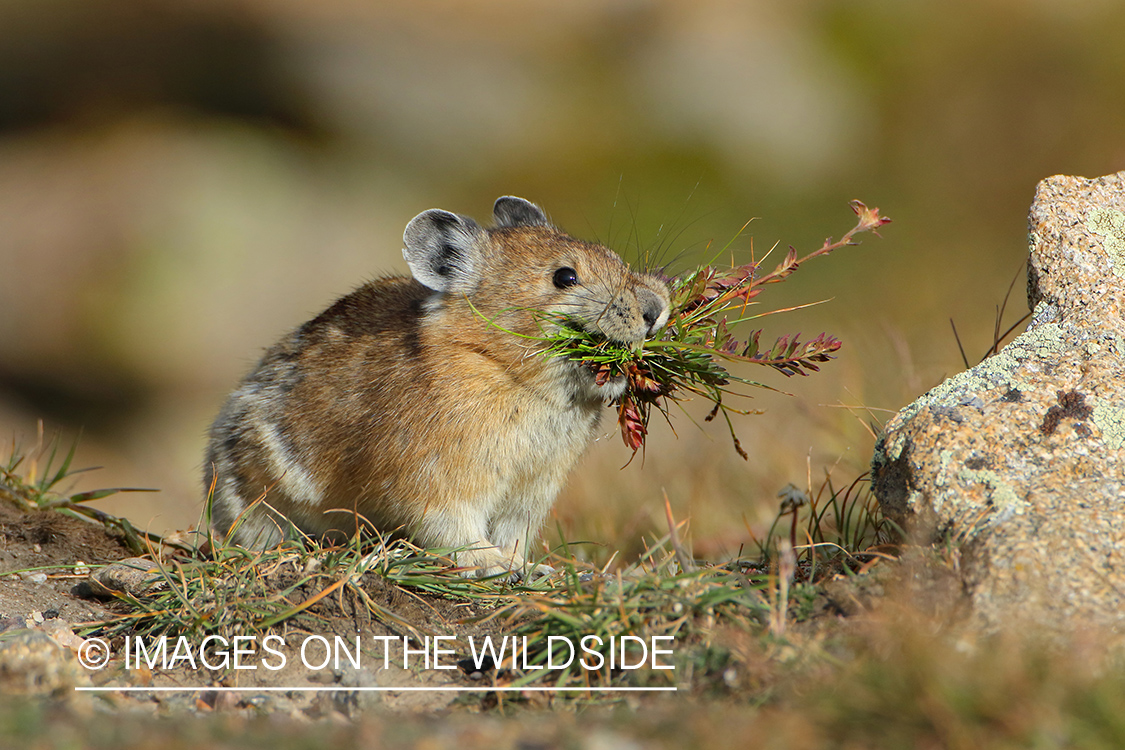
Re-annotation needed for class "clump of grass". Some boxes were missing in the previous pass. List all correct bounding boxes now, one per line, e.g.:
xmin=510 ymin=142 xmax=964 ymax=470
xmin=475 ymin=534 xmax=771 ymax=691
xmin=85 ymin=527 xmax=544 ymax=641
xmin=0 ymin=422 xmax=159 ymax=554
xmin=464 ymin=482 xmax=899 ymax=691
xmin=752 ymin=471 xmax=901 ymax=583
xmin=545 ymin=201 xmax=890 ymax=457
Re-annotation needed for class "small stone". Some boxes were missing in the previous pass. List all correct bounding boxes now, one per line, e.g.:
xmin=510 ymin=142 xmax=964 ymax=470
xmin=0 ymin=617 xmax=27 ymax=633
xmin=73 ymin=561 xmax=90 ymax=577
xmin=19 ymin=572 xmax=48 ymax=585
xmin=332 ymin=666 xmax=382 ymax=713
xmin=30 ymin=611 xmax=44 ymax=624
xmin=38 ymin=620 xmax=84 ymax=652
xmin=87 ymin=558 xmax=164 ymax=597
xmin=198 ymin=690 xmax=242 ymax=712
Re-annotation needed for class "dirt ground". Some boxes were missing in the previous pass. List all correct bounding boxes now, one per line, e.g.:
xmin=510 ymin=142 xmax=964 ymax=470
xmin=0 ymin=501 xmax=127 ymax=628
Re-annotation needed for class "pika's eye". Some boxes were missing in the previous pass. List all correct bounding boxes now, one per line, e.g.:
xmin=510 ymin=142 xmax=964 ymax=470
xmin=553 ymin=267 xmax=579 ymax=289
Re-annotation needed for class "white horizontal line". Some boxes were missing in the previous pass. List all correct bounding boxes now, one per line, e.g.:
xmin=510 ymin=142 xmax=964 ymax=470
xmin=75 ymin=685 xmax=676 ymax=693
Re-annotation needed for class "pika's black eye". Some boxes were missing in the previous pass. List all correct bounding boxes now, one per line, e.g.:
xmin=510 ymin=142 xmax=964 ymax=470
xmin=553 ymin=267 xmax=579 ymax=289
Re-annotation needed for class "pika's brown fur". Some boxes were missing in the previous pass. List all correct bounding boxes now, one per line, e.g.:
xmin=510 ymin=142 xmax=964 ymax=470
xmin=205 ymin=197 xmax=670 ymax=578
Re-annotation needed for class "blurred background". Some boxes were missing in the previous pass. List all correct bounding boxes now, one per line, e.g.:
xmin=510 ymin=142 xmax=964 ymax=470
xmin=1 ymin=0 xmax=1123 ymax=561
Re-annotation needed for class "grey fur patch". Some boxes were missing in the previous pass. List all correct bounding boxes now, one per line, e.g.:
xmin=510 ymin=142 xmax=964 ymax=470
xmin=403 ymin=209 xmax=484 ymax=294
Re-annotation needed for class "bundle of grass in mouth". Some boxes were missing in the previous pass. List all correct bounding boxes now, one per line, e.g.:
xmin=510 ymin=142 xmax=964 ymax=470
xmin=543 ymin=200 xmax=891 ymax=458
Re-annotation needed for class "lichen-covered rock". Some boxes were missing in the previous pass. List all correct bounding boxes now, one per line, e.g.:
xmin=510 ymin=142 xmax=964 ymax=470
xmin=872 ymin=170 xmax=1125 ymax=628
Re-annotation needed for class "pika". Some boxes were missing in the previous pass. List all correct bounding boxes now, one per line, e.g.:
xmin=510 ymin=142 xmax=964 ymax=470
xmin=205 ymin=196 xmax=670 ymax=577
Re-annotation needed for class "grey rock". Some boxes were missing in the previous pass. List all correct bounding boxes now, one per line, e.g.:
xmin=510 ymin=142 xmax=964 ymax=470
xmin=872 ymin=170 xmax=1125 ymax=628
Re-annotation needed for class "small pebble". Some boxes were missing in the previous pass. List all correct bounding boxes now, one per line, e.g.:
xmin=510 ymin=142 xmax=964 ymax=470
xmin=0 ymin=616 xmax=28 ymax=633
xmin=19 ymin=572 xmax=48 ymax=584
xmin=31 ymin=611 xmax=44 ymax=624
xmin=87 ymin=557 xmax=162 ymax=597
xmin=73 ymin=561 xmax=90 ymax=576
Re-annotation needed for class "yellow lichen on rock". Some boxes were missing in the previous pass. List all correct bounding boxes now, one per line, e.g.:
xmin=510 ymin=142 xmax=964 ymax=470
xmin=1093 ymin=403 xmax=1125 ymax=450
xmin=1088 ymin=207 xmax=1125 ymax=279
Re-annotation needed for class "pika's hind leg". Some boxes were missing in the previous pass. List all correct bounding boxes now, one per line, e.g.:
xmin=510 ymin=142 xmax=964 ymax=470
xmin=206 ymin=474 xmax=292 ymax=549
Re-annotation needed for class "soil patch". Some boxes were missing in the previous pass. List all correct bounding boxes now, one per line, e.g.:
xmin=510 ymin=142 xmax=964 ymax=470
xmin=0 ymin=501 xmax=130 ymax=626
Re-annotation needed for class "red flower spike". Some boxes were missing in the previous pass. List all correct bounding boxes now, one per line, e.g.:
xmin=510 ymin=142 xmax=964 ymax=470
xmin=628 ymin=365 xmax=665 ymax=395
xmin=618 ymin=398 xmax=647 ymax=452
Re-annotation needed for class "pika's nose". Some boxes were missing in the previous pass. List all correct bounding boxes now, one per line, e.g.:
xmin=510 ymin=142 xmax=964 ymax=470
xmin=639 ymin=290 xmax=669 ymax=335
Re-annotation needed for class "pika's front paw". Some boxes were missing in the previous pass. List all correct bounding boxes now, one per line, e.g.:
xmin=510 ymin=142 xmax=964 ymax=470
xmin=452 ymin=548 xmax=554 ymax=583
xmin=504 ymin=562 xmax=556 ymax=583
xmin=492 ymin=562 xmax=556 ymax=584
xmin=525 ymin=562 xmax=556 ymax=580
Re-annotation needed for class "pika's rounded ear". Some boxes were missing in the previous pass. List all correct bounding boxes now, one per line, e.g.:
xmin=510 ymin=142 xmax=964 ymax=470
xmin=493 ymin=196 xmax=549 ymax=229
xmin=403 ymin=209 xmax=485 ymax=294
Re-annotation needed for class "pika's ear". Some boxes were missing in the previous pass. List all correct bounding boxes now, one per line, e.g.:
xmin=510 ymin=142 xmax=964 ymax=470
xmin=493 ymin=196 xmax=549 ymax=229
xmin=403 ymin=209 xmax=485 ymax=294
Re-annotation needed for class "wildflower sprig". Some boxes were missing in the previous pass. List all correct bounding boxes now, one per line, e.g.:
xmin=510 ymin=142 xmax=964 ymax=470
xmin=545 ymin=200 xmax=890 ymax=457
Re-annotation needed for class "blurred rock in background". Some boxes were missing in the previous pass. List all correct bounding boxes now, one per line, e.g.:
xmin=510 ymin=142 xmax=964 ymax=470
xmin=1 ymin=0 xmax=1123 ymax=554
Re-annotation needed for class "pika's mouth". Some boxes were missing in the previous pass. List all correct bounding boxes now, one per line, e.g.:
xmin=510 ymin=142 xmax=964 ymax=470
xmin=557 ymin=316 xmax=643 ymax=348
xmin=545 ymin=323 xmax=619 ymax=373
